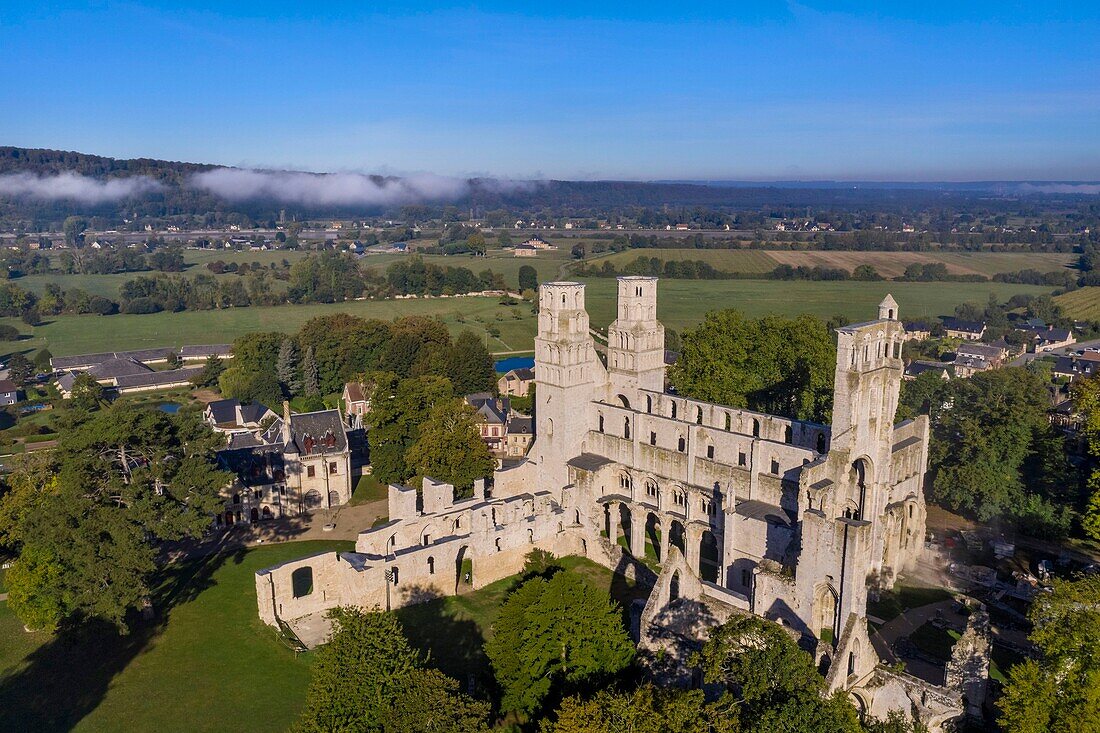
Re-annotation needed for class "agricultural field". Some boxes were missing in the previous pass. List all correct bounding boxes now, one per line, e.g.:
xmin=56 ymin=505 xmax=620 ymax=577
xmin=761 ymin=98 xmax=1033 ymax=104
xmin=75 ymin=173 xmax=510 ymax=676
xmin=1 ymin=277 xmax=1056 ymax=361
xmin=579 ymin=278 xmax=1056 ymax=333
xmin=585 ymin=248 xmax=1076 ymax=279
xmin=1055 ymin=286 xmax=1100 ymax=320
xmin=360 ymin=247 xmax=573 ymax=287
xmin=10 ymin=248 xmax=308 ymax=301
xmin=0 ymin=546 xmax=637 ymax=733
xmin=0 ymin=295 xmax=536 ymax=358
xmin=766 ymin=250 xmax=1076 ymax=279
xmin=590 ymin=248 xmax=778 ymax=274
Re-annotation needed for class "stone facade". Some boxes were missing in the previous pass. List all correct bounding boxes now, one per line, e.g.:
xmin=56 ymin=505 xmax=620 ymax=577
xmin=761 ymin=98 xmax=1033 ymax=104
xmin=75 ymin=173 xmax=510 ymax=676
xmin=256 ymin=278 xmax=950 ymax=725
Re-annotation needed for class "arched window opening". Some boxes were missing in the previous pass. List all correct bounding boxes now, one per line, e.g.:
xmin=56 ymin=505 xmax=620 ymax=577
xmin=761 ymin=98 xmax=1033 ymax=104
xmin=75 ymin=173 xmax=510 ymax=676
xmin=623 ymin=417 xmax=631 ymax=440
xmin=528 ymin=528 xmax=534 ymax=543
xmin=427 ymin=556 xmax=435 ymax=574
xmin=752 ymin=419 xmax=760 ymax=438
xmin=598 ymin=413 xmax=604 ymax=433
xmin=817 ymin=433 xmax=827 ymax=453
xmin=291 ymin=567 xmax=313 ymax=598
xmin=706 ymin=444 xmax=715 ymax=460
xmin=645 ymin=479 xmax=658 ymax=499
xmin=784 ymin=425 xmax=792 ymax=444
xmin=495 ymin=537 xmax=502 ymax=552
xmin=646 ymin=395 xmax=652 ymax=413
xmin=391 ymin=567 xmax=400 ymax=585
xmin=677 ymin=436 xmax=686 ymax=452
xmin=617 ymin=394 xmax=630 ymax=409
xmin=670 ymin=571 xmax=681 ymax=601
xmin=696 ymin=407 xmax=703 ymax=425
xmin=671 ymin=401 xmax=677 ymax=419
xmin=725 ymin=412 xmax=731 ymax=431
xmin=619 ymin=472 xmax=633 ymax=492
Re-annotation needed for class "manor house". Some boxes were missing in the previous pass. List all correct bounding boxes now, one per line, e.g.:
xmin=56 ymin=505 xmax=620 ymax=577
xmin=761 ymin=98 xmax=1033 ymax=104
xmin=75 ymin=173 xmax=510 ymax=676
xmin=256 ymin=278 xmax=960 ymax=727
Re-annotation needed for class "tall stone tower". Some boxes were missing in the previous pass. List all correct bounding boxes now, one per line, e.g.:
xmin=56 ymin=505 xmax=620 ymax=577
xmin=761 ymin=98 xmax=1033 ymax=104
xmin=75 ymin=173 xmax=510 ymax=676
xmin=822 ymin=294 xmax=908 ymax=635
xmin=607 ymin=276 xmax=666 ymax=395
xmin=533 ymin=282 xmax=606 ymax=491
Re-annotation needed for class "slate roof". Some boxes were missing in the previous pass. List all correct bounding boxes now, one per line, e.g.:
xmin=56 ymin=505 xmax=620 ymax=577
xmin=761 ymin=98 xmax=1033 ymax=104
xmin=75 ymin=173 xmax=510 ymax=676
xmin=507 ymin=415 xmax=533 ymax=434
xmin=957 ymin=342 xmax=1004 ymax=360
xmin=207 ymin=398 xmax=240 ymax=425
xmin=503 ymin=368 xmax=534 ymax=381
xmin=180 ymin=344 xmax=232 ymax=357
xmin=905 ymin=360 xmax=951 ymax=378
xmin=288 ymin=409 xmax=348 ymax=455
xmin=115 ymin=366 xmax=202 ymax=389
xmin=941 ymin=317 xmax=986 ymax=334
xmin=466 ymin=394 xmax=510 ymax=425
xmin=82 ymin=357 xmax=151 ymax=380
xmin=0 ymin=379 xmax=18 ymax=394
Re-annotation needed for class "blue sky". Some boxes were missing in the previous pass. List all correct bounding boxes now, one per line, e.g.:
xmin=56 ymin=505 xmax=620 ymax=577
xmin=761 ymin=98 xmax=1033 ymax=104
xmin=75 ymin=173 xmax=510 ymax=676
xmin=1 ymin=1 xmax=1099 ymax=180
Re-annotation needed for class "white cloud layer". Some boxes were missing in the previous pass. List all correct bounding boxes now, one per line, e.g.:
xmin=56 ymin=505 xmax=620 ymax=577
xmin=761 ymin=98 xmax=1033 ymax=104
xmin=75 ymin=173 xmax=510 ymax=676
xmin=190 ymin=168 xmax=480 ymax=206
xmin=0 ymin=172 xmax=163 ymax=203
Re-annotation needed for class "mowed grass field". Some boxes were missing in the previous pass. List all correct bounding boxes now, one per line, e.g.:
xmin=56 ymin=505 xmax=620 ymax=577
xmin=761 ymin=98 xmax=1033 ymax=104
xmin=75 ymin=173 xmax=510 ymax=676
xmin=0 ymin=544 xmax=639 ymax=733
xmin=586 ymin=248 xmax=1076 ymax=279
xmin=579 ymin=278 xmax=1055 ymax=333
xmin=0 ymin=295 xmax=537 ymax=358
xmin=1055 ymin=286 xmax=1100 ymax=319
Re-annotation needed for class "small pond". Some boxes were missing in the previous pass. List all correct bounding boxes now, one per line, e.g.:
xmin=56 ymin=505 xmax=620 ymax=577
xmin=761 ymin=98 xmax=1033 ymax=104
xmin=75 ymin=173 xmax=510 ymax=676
xmin=494 ymin=356 xmax=534 ymax=373
xmin=157 ymin=402 xmax=182 ymax=414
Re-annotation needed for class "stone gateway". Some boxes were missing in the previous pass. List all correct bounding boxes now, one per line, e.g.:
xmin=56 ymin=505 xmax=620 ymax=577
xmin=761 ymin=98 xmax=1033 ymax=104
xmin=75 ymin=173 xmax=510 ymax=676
xmin=255 ymin=278 xmax=960 ymax=728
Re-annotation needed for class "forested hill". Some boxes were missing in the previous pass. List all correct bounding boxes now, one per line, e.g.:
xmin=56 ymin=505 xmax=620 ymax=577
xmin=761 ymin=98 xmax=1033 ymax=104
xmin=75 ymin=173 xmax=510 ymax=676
xmin=1 ymin=146 xmax=1097 ymax=229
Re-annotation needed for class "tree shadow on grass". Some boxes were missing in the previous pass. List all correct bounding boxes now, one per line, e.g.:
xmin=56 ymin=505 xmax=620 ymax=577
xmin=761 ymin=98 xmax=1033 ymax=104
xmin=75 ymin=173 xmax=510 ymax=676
xmin=393 ymin=585 xmax=497 ymax=702
xmin=0 ymin=546 xmax=245 ymax=732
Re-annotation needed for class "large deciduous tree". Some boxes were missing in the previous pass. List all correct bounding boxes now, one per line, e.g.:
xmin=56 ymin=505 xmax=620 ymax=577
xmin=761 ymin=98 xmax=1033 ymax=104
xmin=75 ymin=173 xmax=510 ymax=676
xmin=293 ymin=607 xmax=489 ymax=733
xmin=367 ymin=373 xmax=454 ymax=485
xmin=486 ymin=572 xmax=634 ymax=717
xmin=1072 ymin=375 xmax=1100 ymax=541
xmin=669 ymin=310 xmax=836 ymax=422
xmin=543 ymin=685 xmax=738 ymax=733
xmin=406 ymin=399 xmax=495 ymax=494
xmin=998 ymin=575 xmax=1100 ymax=733
xmin=929 ymin=367 xmax=1073 ymax=535
xmin=692 ymin=616 xmax=863 ymax=733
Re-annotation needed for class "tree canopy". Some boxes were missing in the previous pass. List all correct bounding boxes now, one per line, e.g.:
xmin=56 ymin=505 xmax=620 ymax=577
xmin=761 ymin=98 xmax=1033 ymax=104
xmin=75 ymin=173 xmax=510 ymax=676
xmin=692 ymin=615 xmax=862 ymax=733
xmin=998 ymin=574 xmax=1100 ymax=733
xmin=486 ymin=571 xmax=634 ymax=717
xmin=293 ymin=607 xmax=489 ymax=733
xmin=406 ymin=399 xmax=495 ymax=495
xmin=669 ymin=310 xmax=836 ymax=422
xmin=0 ymin=405 xmax=228 ymax=631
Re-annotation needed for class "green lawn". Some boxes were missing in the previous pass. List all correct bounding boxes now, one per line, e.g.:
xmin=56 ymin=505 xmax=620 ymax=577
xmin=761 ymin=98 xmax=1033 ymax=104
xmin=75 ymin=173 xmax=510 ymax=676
xmin=909 ymin=622 xmax=960 ymax=661
xmin=0 ymin=545 xmax=643 ymax=733
xmin=350 ymin=474 xmax=389 ymax=506
xmin=1 ymin=295 xmax=537 ymax=358
xmin=0 ymin=540 xmax=353 ymax=733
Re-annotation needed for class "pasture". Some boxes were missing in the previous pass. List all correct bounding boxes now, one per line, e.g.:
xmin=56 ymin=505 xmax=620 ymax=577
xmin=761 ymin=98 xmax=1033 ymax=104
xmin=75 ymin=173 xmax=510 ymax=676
xmin=0 ymin=295 xmax=536 ymax=358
